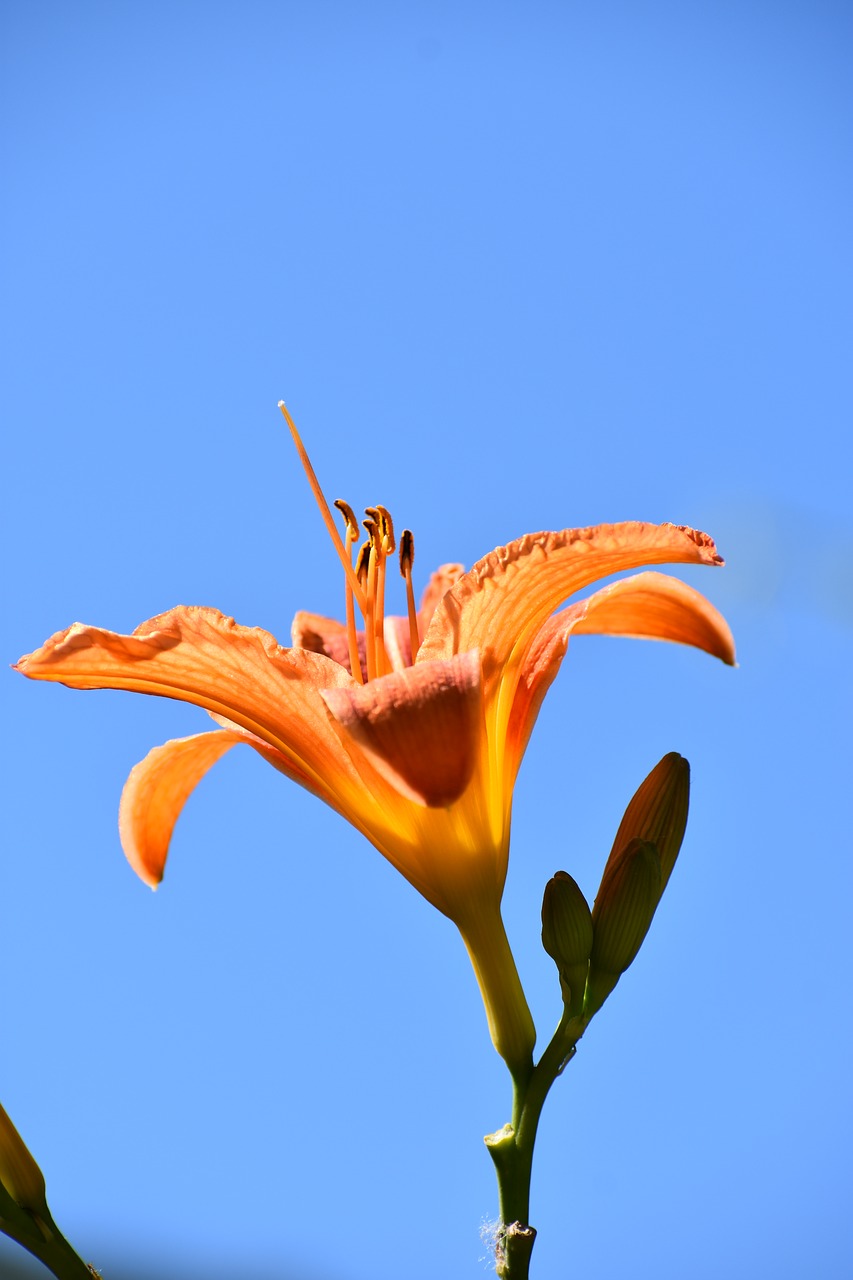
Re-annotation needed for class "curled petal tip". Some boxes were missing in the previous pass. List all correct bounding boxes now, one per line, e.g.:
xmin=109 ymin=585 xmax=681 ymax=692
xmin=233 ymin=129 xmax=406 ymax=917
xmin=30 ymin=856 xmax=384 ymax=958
xmin=665 ymin=524 xmax=725 ymax=566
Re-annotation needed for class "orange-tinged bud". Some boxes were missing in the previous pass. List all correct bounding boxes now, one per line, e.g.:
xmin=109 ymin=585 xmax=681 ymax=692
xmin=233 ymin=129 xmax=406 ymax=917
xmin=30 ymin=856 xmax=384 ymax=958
xmin=584 ymin=757 xmax=690 ymax=1015
xmin=542 ymin=871 xmax=594 ymax=1017
xmin=606 ymin=752 xmax=689 ymax=891
xmin=591 ymin=838 xmax=661 ymax=973
xmin=0 ymin=1102 xmax=48 ymax=1218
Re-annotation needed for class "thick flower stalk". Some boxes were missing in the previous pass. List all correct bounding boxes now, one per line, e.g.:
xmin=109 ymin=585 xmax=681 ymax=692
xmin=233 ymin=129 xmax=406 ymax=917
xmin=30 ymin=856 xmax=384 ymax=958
xmin=16 ymin=405 xmax=735 ymax=1083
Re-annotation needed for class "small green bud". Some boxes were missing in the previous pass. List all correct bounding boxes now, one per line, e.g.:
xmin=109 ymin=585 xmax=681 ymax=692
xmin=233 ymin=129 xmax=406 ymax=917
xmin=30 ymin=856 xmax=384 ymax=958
xmin=542 ymin=872 xmax=593 ymax=1016
xmin=542 ymin=872 xmax=594 ymax=968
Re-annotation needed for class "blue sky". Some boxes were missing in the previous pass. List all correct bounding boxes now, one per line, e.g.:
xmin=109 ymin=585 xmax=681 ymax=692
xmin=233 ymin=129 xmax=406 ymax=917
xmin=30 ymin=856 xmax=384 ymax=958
xmin=3 ymin=3 xmax=852 ymax=1278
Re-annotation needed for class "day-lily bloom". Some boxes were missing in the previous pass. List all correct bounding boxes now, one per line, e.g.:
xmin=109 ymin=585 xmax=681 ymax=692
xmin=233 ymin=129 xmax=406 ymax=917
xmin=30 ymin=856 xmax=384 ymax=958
xmin=15 ymin=406 xmax=734 ymax=1076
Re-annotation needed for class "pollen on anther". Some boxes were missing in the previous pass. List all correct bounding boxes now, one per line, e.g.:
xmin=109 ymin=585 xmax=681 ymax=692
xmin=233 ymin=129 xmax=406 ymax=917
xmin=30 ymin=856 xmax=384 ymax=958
xmin=376 ymin=505 xmax=396 ymax=554
xmin=399 ymin=529 xmax=415 ymax=573
xmin=355 ymin=542 xmax=371 ymax=587
xmin=400 ymin=529 xmax=420 ymax=659
xmin=334 ymin=499 xmax=360 ymax=540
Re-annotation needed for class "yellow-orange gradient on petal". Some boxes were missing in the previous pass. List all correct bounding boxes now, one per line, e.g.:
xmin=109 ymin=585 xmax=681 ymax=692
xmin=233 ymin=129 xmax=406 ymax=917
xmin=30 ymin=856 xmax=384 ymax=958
xmin=15 ymin=405 xmax=735 ymax=1076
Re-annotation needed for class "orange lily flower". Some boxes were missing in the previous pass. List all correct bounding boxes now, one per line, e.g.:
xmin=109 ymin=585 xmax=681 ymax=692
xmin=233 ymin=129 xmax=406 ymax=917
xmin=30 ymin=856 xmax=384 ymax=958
xmin=15 ymin=407 xmax=734 ymax=1076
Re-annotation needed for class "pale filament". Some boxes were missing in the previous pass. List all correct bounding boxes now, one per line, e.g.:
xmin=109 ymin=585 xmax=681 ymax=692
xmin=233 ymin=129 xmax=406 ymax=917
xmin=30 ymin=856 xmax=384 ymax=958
xmin=364 ymin=534 xmax=379 ymax=681
xmin=367 ymin=507 xmax=394 ymax=679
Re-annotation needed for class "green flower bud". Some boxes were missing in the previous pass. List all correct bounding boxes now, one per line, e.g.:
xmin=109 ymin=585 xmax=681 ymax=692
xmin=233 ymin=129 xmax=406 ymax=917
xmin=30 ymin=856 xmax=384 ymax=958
xmin=542 ymin=871 xmax=594 ymax=967
xmin=542 ymin=872 xmax=593 ymax=1016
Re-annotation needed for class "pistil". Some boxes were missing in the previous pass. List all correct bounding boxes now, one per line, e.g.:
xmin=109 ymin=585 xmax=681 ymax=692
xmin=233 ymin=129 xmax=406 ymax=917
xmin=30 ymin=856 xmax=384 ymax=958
xmin=278 ymin=401 xmax=368 ymax=617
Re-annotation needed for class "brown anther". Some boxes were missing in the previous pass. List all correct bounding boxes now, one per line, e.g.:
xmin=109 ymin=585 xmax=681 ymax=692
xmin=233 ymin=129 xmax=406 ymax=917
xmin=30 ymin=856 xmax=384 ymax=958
xmin=354 ymin=542 xmax=371 ymax=587
xmin=334 ymin=499 xmax=360 ymax=540
xmin=399 ymin=529 xmax=415 ymax=573
xmin=375 ymin=505 xmax=396 ymax=554
xmin=399 ymin=529 xmax=420 ymax=660
xmin=362 ymin=516 xmax=380 ymax=544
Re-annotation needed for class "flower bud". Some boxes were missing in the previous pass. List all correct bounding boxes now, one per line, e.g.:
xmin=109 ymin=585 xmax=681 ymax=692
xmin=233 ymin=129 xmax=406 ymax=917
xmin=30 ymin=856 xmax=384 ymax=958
xmin=542 ymin=872 xmax=594 ymax=968
xmin=591 ymin=838 xmax=662 ymax=975
xmin=606 ymin=752 xmax=689 ymax=892
xmin=0 ymin=1102 xmax=48 ymax=1218
xmin=541 ymin=872 xmax=593 ymax=1016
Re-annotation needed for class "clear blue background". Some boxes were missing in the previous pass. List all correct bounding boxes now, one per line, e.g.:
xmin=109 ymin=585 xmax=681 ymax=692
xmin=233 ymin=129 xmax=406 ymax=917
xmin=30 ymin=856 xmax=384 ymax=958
xmin=3 ymin=3 xmax=851 ymax=1277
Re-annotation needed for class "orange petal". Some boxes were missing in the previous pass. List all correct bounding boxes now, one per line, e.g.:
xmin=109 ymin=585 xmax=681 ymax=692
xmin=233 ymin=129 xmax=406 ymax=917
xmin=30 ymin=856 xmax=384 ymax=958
xmin=321 ymin=651 xmax=484 ymax=807
xmin=120 ymin=730 xmax=247 ymax=887
xmin=506 ymin=570 xmax=735 ymax=776
xmin=291 ymin=609 xmax=414 ymax=675
xmin=382 ymin=614 xmax=414 ymax=672
xmin=418 ymin=562 xmax=465 ymax=634
xmin=16 ymin=606 xmax=364 ymax=812
xmin=566 ymin=571 xmax=736 ymax=662
xmin=291 ymin=610 xmax=365 ymax=677
xmin=121 ymin=724 xmax=326 ymax=889
xmin=420 ymin=522 xmax=725 ymax=688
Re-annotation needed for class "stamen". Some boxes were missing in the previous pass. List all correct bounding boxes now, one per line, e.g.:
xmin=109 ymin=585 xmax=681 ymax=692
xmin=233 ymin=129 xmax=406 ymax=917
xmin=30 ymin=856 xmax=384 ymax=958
xmin=278 ymin=402 xmax=367 ymax=616
xmin=354 ymin=542 xmax=371 ymax=587
xmin=375 ymin=504 xmax=396 ymax=555
xmin=334 ymin=499 xmax=363 ymax=684
xmin=400 ymin=529 xmax=421 ymax=661
xmin=333 ymin=499 xmax=360 ymax=545
xmin=364 ymin=537 xmax=379 ymax=680
xmin=365 ymin=509 xmax=394 ymax=678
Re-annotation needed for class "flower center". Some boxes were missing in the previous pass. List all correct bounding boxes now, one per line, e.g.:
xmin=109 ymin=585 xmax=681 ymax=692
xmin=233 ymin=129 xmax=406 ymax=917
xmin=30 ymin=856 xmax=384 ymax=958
xmin=279 ymin=401 xmax=421 ymax=683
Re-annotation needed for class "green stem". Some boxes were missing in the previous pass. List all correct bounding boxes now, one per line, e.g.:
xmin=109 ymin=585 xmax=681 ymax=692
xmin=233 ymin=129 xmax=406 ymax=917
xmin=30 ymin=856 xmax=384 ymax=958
xmin=485 ymin=1010 xmax=587 ymax=1280
xmin=0 ymin=1202 xmax=97 ymax=1279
